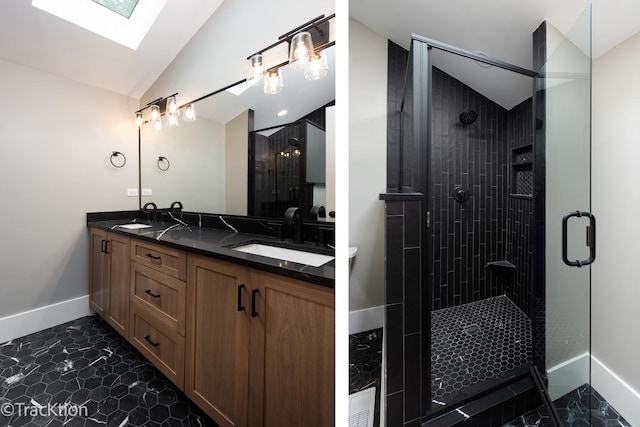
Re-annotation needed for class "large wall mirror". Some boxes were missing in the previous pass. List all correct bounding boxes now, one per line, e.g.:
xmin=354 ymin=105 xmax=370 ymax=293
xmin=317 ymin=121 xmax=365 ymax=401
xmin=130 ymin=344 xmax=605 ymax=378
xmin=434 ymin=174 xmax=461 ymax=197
xmin=139 ymin=45 xmax=335 ymax=219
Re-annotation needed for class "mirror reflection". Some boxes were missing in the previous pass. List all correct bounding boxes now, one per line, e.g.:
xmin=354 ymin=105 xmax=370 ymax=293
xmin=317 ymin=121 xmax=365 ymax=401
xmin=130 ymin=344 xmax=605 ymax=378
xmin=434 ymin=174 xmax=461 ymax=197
xmin=139 ymin=46 xmax=335 ymax=218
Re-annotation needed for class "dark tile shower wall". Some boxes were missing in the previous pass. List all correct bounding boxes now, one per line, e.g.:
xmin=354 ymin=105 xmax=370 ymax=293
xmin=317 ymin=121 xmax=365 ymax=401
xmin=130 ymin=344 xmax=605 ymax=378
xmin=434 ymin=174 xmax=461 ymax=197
xmin=380 ymin=196 xmax=423 ymax=427
xmin=429 ymin=66 xmax=511 ymax=310
xmin=505 ymin=98 xmax=534 ymax=317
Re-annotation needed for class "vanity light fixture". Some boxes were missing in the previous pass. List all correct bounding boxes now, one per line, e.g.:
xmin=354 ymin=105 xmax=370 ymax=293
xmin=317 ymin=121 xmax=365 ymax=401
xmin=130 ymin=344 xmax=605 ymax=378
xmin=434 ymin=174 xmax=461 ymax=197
xmin=247 ymin=53 xmax=266 ymax=86
xmin=264 ymin=69 xmax=284 ymax=95
xmin=244 ymin=14 xmax=334 ymax=95
xmin=133 ymin=92 xmax=179 ymax=129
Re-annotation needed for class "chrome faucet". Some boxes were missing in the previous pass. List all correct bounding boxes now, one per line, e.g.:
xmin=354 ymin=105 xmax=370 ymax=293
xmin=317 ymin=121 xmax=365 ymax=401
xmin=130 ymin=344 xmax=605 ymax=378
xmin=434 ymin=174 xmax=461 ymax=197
xmin=284 ymin=207 xmax=304 ymax=244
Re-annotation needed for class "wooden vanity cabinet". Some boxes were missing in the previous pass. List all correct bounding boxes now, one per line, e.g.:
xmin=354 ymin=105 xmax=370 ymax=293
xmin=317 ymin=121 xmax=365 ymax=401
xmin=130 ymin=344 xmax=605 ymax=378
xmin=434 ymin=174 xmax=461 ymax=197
xmin=129 ymin=240 xmax=187 ymax=390
xmin=90 ymin=230 xmax=334 ymax=427
xmin=249 ymin=271 xmax=335 ymax=427
xmin=89 ymin=227 xmax=131 ymax=339
xmin=185 ymin=255 xmax=250 ymax=427
xmin=185 ymin=254 xmax=335 ymax=427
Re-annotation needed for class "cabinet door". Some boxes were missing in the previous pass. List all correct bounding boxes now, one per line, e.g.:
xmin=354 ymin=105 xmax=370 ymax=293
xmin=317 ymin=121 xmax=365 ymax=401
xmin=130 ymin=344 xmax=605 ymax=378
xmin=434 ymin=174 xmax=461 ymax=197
xmin=89 ymin=228 xmax=110 ymax=317
xmin=106 ymin=233 xmax=130 ymax=338
xmin=249 ymin=272 xmax=335 ymax=427
xmin=186 ymin=255 xmax=250 ymax=427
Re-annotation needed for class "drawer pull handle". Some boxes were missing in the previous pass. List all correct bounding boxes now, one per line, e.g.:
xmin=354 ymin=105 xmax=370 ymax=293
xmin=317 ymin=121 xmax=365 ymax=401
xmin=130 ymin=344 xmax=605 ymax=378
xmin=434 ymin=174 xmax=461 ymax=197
xmin=146 ymin=253 xmax=161 ymax=261
xmin=237 ymin=284 xmax=245 ymax=311
xmin=145 ymin=289 xmax=160 ymax=299
xmin=251 ymin=289 xmax=259 ymax=318
xmin=144 ymin=335 xmax=160 ymax=347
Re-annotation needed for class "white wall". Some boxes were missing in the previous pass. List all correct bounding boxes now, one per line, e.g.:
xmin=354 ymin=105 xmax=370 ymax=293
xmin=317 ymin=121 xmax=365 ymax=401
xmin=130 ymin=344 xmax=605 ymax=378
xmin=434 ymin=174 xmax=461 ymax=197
xmin=348 ymin=19 xmax=387 ymax=312
xmin=592 ymin=30 xmax=640 ymax=425
xmin=140 ymin=117 xmax=225 ymax=212
xmin=0 ymin=59 xmax=138 ymax=319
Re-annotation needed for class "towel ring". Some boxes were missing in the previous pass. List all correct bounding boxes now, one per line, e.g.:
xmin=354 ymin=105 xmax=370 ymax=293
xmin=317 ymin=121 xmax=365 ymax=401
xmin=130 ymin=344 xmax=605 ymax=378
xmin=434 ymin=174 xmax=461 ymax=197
xmin=157 ymin=156 xmax=170 ymax=171
xmin=110 ymin=151 xmax=126 ymax=168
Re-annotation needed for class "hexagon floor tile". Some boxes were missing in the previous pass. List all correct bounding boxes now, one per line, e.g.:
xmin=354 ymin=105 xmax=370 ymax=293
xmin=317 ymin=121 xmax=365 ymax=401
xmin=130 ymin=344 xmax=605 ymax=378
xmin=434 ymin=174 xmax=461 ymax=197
xmin=431 ymin=295 xmax=532 ymax=406
xmin=504 ymin=384 xmax=632 ymax=426
xmin=0 ymin=315 xmax=219 ymax=427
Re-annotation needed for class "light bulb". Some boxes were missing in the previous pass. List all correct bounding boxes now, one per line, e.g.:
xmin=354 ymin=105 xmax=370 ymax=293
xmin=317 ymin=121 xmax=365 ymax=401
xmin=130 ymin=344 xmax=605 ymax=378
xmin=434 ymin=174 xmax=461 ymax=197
xmin=135 ymin=111 xmax=143 ymax=127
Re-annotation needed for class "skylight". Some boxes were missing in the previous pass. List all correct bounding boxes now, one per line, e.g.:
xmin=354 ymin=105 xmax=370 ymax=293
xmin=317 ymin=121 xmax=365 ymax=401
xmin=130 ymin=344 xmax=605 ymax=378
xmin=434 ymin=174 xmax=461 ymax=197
xmin=91 ymin=0 xmax=139 ymax=19
xmin=32 ymin=0 xmax=167 ymax=50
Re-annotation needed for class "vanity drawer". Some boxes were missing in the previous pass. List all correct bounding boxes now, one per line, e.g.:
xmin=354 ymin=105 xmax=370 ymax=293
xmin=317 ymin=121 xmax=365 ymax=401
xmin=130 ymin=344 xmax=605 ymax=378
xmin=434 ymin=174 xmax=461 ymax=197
xmin=131 ymin=240 xmax=186 ymax=280
xmin=130 ymin=304 xmax=185 ymax=390
xmin=130 ymin=262 xmax=186 ymax=336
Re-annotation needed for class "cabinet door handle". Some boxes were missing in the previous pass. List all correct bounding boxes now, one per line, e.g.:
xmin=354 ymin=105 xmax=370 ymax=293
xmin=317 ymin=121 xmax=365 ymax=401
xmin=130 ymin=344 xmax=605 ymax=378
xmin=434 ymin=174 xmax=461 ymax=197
xmin=104 ymin=240 xmax=110 ymax=254
xmin=100 ymin=239 xmax=107 ymax=253
xmin=251 ymin=289 xmax=259 ymax=318
xmin=237 ymin=284 xmax=245 ymax=311
xmin=144 ymin=335 xmax=160 ymax=347
xmin=146 ymin=253 xmax=161 ymax=261
xmin=145 ymin=289 xmax=161 ymax=299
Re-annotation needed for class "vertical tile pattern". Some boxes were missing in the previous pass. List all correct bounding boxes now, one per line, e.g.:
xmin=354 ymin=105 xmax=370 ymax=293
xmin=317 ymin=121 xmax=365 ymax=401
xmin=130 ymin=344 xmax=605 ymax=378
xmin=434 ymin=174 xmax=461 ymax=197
xmin=387 ymin=41 xmax=410 ymax=192
xmin=505 ymin=99 xmax=534 ymax=316
xmin=382 ymin=195 xmax=423 ymax=426
xmin=430 ymin=67 xmax=509 ymax=311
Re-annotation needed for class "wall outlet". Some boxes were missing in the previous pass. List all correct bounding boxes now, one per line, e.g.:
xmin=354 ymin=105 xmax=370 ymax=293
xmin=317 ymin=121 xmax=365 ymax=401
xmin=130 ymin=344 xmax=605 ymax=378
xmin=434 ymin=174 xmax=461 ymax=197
xmin=142 ymin=188 xmax=152 ymax=196
xmin=127 ymin=188 xmax=138 ymax=197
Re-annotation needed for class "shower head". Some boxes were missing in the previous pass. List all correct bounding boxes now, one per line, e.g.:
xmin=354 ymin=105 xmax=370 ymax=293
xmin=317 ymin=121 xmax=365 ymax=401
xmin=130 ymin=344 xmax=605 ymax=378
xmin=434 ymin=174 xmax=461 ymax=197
xmin=459 ymin=110 xmax=478 ymax=125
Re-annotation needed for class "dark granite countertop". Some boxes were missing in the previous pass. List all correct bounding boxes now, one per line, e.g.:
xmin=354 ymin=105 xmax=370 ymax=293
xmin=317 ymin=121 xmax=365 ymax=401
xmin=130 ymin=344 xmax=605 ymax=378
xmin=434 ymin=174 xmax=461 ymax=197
xmin=87 ymin=213 xmax=334 ymax=288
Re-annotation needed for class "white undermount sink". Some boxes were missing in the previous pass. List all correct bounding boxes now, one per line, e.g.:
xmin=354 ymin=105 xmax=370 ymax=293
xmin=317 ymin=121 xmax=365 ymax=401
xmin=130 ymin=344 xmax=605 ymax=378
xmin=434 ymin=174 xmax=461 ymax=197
xmin=231 ymin=243 xmax=334 ymax=267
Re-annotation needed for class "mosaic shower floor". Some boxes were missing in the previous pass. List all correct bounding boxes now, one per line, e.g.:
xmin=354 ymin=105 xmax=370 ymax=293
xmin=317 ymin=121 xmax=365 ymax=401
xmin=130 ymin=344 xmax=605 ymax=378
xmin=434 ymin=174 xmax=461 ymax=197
xmin=0 ymin=315 xmax=218 ymax=427
xmin=431 ymin=295 xmax=532 ymax=406
xmin=504 ymin=384 xmax=631 ymax=427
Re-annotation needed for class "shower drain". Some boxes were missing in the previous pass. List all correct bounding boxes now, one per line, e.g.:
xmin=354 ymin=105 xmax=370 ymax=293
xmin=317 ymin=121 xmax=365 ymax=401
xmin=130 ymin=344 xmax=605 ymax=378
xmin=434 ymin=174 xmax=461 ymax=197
xmin=463 ymin=324 xmax=480 ymax=335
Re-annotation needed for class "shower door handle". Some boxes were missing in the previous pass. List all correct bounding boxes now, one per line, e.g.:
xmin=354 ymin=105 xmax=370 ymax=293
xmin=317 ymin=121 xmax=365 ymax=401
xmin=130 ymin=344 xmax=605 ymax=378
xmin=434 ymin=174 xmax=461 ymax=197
xmin=562 ymin=211 xmax=596 ymax=267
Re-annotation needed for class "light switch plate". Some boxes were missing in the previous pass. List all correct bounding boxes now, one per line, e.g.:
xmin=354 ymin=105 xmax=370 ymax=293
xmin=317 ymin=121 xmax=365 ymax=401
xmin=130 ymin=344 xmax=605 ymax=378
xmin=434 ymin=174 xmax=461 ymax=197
xmin=127 ymin=188 xmax=138 ymax=197
xmin=142 ymin=188 xmax=152 ymax=196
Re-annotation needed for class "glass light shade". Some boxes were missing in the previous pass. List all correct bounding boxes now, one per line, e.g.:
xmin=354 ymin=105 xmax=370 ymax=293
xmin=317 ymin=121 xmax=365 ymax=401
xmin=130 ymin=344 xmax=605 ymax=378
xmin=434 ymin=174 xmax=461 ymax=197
xmin=263 ymin=69 xmax=284 ymax=95
xmin=167 ymin=112 xmax=180 ymax=128
xmin=182 ymin=104 xmax=196 ymax=122
xmin=246 ymin=54 xmax=265 ymax=86
xmin=288 ymin=31 xmax=314 ymax=68
xmin=166 ymin=96 xmax=178 ymax=115
xmin=153 ymin=118 xmax=162 ymax=131
xmin=135 ymin=111 xmax=143 ymax=127
xmin=150 ymin=104 xmax=160 ymax=122
xmin=304 ymin=51 xmax=329 ymax=80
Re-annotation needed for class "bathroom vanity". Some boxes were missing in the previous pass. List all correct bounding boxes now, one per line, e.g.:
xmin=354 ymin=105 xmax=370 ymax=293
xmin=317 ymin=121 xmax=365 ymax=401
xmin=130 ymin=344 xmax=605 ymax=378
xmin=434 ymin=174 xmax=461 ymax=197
xmin=87 ymin=211 xmax=335 ymax=427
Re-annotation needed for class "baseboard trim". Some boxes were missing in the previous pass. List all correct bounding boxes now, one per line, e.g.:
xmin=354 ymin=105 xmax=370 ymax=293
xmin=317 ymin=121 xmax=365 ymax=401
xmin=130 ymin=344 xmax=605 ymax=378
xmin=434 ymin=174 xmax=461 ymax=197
xmin=349 ymin=305 xmax=384 ymax=335
xmin=0 ymin=295 xmax=93 ymax=344
xmin=592 ymin=355 xmax=640 ymax=426
xmin=547 ymin=352 xmax=590 ymax=400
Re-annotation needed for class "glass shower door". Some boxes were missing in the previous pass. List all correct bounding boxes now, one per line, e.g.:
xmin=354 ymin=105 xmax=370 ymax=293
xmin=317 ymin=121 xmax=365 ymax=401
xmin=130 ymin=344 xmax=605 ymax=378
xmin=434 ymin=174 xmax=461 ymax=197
xmin=542 ymin=4 xmax=592 ymax=411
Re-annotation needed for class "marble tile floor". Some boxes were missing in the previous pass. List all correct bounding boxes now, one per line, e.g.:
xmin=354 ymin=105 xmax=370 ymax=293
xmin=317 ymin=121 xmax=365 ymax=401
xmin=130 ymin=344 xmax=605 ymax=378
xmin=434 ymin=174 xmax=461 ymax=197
xmin=0 ymin=315 xmax=219 ymax=427
xmin=349 ymin=328 xmax=383 ymax=427
xmin=431 ymin=295 xmax=532 ymax=407
xmin=504 ymin=384 xmax=631 ymax=427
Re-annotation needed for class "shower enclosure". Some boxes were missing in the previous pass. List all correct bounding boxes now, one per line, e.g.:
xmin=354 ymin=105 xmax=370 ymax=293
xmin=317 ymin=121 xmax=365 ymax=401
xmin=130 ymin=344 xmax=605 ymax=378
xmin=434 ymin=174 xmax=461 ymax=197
xmin=383 ymin=6 xmax=593 ymax=425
